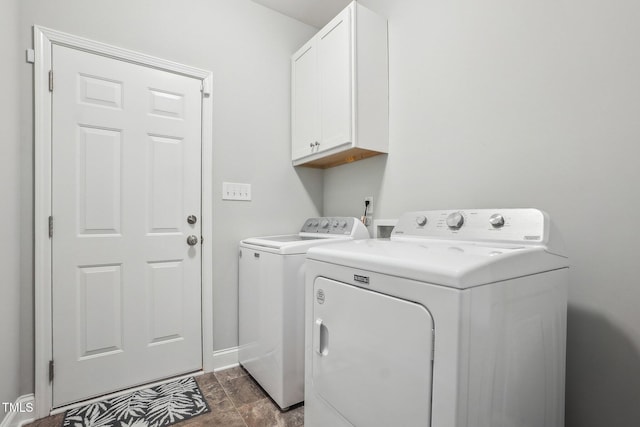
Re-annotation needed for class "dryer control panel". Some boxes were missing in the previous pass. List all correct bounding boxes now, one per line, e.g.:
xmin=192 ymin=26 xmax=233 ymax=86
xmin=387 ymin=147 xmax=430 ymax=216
xmin=392 ymin=209 xmax=549 ymax=246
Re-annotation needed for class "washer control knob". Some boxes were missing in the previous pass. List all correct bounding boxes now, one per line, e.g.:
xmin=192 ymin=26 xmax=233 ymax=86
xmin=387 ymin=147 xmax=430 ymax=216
xmin=416 ymin=215 xmax=427 ymax=226
xmin=320 ymin=219 xmax=330 ymax=228
xmin=489 ymin=213 xmax=505 ymax=228
xmin=312 ymin=220 xmax=319 ymax=227
xmin=446 ymin=212 xmax=464 ymax=230
xmin=332 ymin=220 xmax=339 ymax=227
xmin=339 ymin=220 xmax=348 ymax=228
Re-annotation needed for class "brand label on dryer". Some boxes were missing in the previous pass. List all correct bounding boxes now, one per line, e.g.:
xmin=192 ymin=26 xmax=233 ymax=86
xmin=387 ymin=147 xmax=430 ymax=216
xmin=316 ymin=289 xmax=325 ymax=304
xmin=354 ymin=275 xmax=370 ymax=285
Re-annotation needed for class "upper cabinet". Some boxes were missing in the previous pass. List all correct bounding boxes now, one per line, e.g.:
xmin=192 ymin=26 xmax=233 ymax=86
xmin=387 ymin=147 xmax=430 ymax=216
xmin=291 ymin=2 xmax=388 ymax=168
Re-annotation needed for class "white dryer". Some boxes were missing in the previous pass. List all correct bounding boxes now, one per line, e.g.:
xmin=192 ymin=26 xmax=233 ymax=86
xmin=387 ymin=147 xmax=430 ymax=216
xmin=304 ymin=209 xmax=569 ymax=427
xmin=239 ymin=217 xmax=369 ymax=410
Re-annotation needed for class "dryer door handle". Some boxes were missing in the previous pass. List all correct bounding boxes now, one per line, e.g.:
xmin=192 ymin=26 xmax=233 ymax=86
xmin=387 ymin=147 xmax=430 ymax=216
xmin=314 ymin=318 xmax=327 ymax=356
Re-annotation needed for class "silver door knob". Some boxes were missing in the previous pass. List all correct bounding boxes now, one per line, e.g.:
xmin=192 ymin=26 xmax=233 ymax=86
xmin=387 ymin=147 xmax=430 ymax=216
xmin=310 ymin=143 xmax=314 ymax=148
xmin=187 ymin=235 xmax=199 ymax=246
xmin=187 ymin=215 xmax=197 ymax=225
xmin=314 ymin=141 xmax=320 ymax=147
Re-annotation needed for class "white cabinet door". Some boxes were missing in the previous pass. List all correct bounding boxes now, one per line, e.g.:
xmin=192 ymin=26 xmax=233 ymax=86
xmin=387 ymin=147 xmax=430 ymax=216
xmin=312 ymin=278 xmax=434 ymax=427
xmin=292 ymin=41 xmax=319 ymax=160
xmin=317 ymin=7 xmax=353 ymax=151
xmin=51 ymin=44 xmax=202 ymax=406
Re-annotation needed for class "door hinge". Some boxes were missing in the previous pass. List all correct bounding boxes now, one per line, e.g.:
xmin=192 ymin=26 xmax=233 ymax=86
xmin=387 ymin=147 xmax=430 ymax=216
xmin=49 ymin=360 xmax=54 ymax=383
xmin=48 ymin=70 xmax=53 ymax=92
xmin=200 ymin=236 xmax=204 ymax=245
xmin=200 ymin=81 xmax=210 ymax=98
xmin=48 ymin=216 xmax=53 ymax=238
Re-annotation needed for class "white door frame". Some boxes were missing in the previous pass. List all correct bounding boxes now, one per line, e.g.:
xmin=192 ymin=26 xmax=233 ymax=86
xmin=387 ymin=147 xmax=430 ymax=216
xmin=33 ymin=26 xmax=214 ymax=418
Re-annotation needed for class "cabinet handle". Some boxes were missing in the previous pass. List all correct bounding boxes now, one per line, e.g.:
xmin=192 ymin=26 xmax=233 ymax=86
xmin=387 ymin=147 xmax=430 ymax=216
xmin=314 ymin=141 xmax=320 ymax=147
xmin=310 ymin=143 xmax=314 ymax=148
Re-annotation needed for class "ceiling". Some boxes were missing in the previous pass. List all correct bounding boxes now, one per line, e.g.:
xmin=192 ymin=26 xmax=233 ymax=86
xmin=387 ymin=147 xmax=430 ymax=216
xmin=250 ymin=0 xmax=352 ymax=28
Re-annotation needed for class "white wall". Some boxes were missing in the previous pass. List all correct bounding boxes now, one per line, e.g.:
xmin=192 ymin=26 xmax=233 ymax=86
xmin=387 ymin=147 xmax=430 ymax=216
xmin=0 ymin=0 xmax=23 ymax=421
xmin=17 ymin=0 xmax=320 ymax=394
xmin=324 ymin=0 xmax=640 ymax=425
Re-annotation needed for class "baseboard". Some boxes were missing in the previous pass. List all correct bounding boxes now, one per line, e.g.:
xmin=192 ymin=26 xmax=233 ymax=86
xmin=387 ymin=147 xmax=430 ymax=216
xmin=211 ymin=347 xmax=239 ymax=372
xmin=0 ymin=394 xmax=35 ymax=427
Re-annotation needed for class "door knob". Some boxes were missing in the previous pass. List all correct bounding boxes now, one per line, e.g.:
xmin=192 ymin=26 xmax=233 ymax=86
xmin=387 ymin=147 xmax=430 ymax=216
xmin=186 ymin=235 xmax=199 ymax=246
xmin=187 ymin=215 xmax=197 ymax=225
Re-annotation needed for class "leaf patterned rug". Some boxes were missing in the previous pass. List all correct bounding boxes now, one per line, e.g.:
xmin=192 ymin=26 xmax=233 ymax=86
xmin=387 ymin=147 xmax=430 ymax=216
xmin=63 ymin=377 xmax=210 ymax=427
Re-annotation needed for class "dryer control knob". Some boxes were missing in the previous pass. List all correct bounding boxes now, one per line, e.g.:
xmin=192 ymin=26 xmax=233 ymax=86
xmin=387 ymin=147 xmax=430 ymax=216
xmin=320 ymin=219 xmax=330 ymax=228
xmin=339 ymin=220 xmax=348 ymax=228
xmin=446 ymin=212 xmax=464 ymax=229
xmin=416 ymin=215 xmax=427 ymax=226
xmin=489 ymin=213 xmax=505 ymax=228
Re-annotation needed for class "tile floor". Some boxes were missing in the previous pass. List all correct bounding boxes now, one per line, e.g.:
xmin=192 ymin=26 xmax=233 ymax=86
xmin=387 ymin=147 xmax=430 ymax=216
xmin=25 ymin=366 xmax=304 ymax=427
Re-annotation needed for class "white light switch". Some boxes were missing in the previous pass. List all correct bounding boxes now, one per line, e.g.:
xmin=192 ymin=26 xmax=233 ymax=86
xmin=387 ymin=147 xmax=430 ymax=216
xmin=223 ymin=182 xmax=251 ymax=201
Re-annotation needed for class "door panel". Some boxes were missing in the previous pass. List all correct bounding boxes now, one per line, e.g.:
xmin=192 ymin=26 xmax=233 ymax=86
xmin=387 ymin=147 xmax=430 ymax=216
xmin=292 ymin=42 xmax=319 ymax=160
xmin=318 ymin=8 xmax=352 ymax=150
xmin=52 ymin=44 xmax=202 ymax=406
xmin=148 ymin=135 xmax=184 ymax=233
xmin=79 ymin=74 xmax=123 ymax=109
xmin=147 ymin=261 xmax=184 ymax=344
xmin=312 ymin=277 xmax=434 ymax=427
xmin=78 ymin=264 xmax=123 ymax=358
xmin=149 ymin=88 xmax=185 ymax=119
xmin=77 ymin=126 xmax=122 ymax=235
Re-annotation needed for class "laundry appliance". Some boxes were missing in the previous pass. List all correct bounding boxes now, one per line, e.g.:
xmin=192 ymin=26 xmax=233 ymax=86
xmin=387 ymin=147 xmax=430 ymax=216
xmin=304 ymin=209 xmax=568 ymax=427
xmin=239 ymin=217 xmax=369 ymax=409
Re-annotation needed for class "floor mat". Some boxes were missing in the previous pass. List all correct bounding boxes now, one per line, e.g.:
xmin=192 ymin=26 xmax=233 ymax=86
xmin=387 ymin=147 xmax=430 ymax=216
xmin=62 ymin=377 xmax=210 ymax=427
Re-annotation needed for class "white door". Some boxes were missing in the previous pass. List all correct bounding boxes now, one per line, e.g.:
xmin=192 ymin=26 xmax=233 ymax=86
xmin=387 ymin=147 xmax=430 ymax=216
xmin=51 ymin=44 xmax=203 ymax=406
xmin=291 ymin=40 xmax=319 ymax=160
xmin=318 ymin=7 xmax=352 ymax=151
xmin=312 ymin=278 xmax=434 ymax=427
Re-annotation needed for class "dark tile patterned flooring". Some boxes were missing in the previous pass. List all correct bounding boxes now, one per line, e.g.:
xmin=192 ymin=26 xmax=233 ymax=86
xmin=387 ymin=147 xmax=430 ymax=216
xmin=25 ymin=366 xmax=304 ymax=427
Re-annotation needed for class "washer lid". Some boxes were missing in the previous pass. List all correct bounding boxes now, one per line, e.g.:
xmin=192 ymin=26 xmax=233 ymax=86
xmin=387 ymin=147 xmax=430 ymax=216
xmin=306 ymin=239 xmax=569 ymax=288
xmin=241 ymin=234 xmax=352 ymax=254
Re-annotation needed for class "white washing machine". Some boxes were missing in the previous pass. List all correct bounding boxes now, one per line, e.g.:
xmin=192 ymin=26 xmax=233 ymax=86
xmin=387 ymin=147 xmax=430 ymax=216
xmin=238 ymin=217 xmax=369 ymax=410
xmin=304 ymin=209 xmax=569 ymax=427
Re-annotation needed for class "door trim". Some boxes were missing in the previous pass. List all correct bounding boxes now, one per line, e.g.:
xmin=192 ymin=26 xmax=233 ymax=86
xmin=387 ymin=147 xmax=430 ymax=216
xmin=33 ymin=25 xmax=214 ymax=418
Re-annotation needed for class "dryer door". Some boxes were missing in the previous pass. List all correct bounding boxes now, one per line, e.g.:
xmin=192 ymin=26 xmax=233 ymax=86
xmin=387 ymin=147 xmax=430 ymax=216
xmin=312 ymin=277 xmax=434 ymax=427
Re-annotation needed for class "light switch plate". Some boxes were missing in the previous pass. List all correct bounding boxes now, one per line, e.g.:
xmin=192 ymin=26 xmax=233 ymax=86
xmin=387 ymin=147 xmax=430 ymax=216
xmin=223 ymin=182 xmax=251 ymax=201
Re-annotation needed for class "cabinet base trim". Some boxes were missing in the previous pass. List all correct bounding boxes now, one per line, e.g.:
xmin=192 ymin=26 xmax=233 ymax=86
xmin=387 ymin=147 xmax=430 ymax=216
xmin=294 ymin=147 xmax=385 ymax=169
